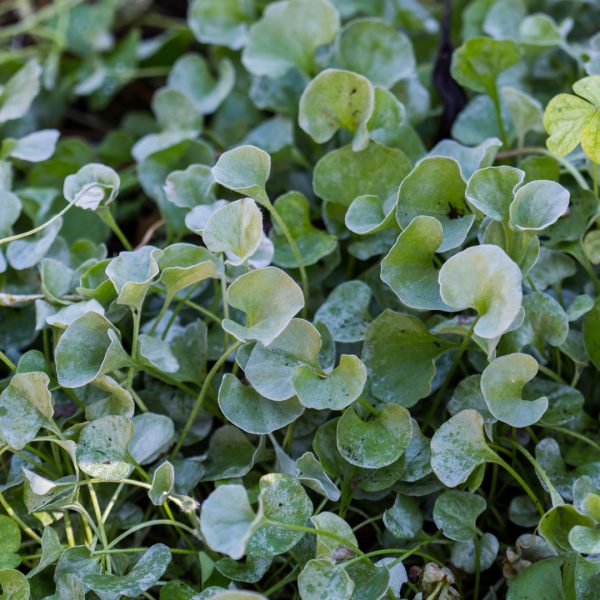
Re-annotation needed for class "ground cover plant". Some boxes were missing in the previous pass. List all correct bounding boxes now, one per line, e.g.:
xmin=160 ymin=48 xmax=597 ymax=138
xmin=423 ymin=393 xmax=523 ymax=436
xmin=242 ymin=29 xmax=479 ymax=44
xmin=1 ymin=0 xmax=600 ymax=598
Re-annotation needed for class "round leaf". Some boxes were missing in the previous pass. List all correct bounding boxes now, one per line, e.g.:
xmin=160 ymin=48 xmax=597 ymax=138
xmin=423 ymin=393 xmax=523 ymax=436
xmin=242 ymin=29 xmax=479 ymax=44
xmin=433 ymin=491 xmax=487 ymax=542
xmin=63 ymin=163 xmax=120 ymax=211
xmin=509 ymin=180 xmax=570 ymax=231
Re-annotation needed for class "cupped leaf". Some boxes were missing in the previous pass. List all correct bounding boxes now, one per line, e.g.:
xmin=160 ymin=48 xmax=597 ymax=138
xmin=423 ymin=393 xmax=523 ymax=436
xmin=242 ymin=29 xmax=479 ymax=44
xmin=451 ymin=532 xmax=499 ymax=575
xmin=203 ymin=198 xmax=263 ymax=265
xmin=223 ymin=266 xmax=304 ymax=346
xmin=130 ymin=413 xmax=175 ymax=464
xmin=139 ymin=334 xmax=179 ymax=373
xmin=451 ymin=37 xmax=521 ymax=96
xmin=336 ymin=403 xmax=412 ymax=468
xmin=6 ymin=129 xmax=60 ymax=162
xmin=383 ymin=494 xmax=423 ymax=540
xmin=188 ymin=0 xmax=255 ymax=50
xmin=291 ymin=355 xmax=367 ymax=411
xmin=0 ymin=569 xmax=29 ymax=600
xmin=247 ymin=473 xmax=313 ymax=556
xmin=298 ymin=69 xmax=374 ymax=151
xmin=164 ymin=163 xmax=215 ymax=209
xmin=509 ymin=180 xmax=570 ymax=231
xmin=202 ymin=425 xmax=258 ymax=481
xmin=313 ymin=142 xmax=411 ymax=208
xmin=433 ymin=491 xmax=487 ymax=541
xmin=465 ymin=166 xmax=525 ymax=221
xmin=396 ymin=157 xmax=472 ymax=252
xmin=270 ymin=192 xmax=337 ymax=268
xmin=200 ymin=484 xmax=260 ymax=559
xmin=55 ymin=312 xmax=131 ymax=388
xmin=431 ymin=409 xmax=498 ymax=487
xmin=344 ymin=193 xmax=397 ymax=235
xmin=158 ymin=243 xmax=219 ymax=299
xmin=311 ymin=512 xmax=357 ymax=558
xmin=83 ymin=544 xmax=171 ymax=598
xmin=106 ymin=246 xmax=162 ymax=310
xmin=481 ymin=353 xmax=548 ymax=427
xmin=430 ymin=137 xmax=502 ymax=180
xmin=337 ymin=18 xmax=415 ymax=88
xmin=313 ymin=281 xmax=372 ymax=343
xmin=0 ymin=60 xmax=41 ymax=123
xmin=543 ymin=75 xmax=600 ymax=163
xmin=296 ymin=453 xmax=341 ymax=501
xmin=298 ymin=559 xmax=354 ymax=600
xmin=439 ymin=244 xmax=523 ymax=339
xmin=218 ymin=374 xmax=304 ymax=434
xmin=149 ymin=461 xmax=174 ymax=506
xmin=381 ymin=216 xmax=450 ymax=311
xmin=6 ymin=219 xmax=61 ymax=271
xmin=167 ymin=53 xmax=235 ymax=115
xmin=76 ymin=415 xmax=134 ymax=481
xmin=212 ymin=145 xmax=270 ymax=204
xmin=63 ymin=163 xmax=120 ymax=210
xmin=362 ymin=310 xmax=449 ymax=406
xmin=0 ymin=372 xmax=53 ymax=450
xmin=0 ymin=516 xmax=20 ymax=569
xmin=245 ymin=318 xmax=321 ymax=401
xmin=242 ymin=0 xmax=340 ymax=77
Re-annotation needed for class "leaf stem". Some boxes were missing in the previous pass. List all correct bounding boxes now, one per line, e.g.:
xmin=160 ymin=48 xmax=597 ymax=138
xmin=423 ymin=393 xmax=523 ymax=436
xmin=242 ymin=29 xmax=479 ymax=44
xmin=0 ymin=350 xmax=16 ymax=372
xmin=171 ymin=340 xmax=241 ymax=455
xmin=98 ymin=206 xmax=132 ymax=251
xmin=107 ymin=519 xmax=197 ymax=549
xmin=493 ymin=455 xmax=544 ymax=516
xmin=0 ymin=491 xmax=41 ymax=542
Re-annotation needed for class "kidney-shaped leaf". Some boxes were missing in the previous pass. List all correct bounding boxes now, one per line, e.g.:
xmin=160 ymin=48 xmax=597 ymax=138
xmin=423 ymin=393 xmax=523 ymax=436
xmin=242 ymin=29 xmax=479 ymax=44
xmin=439 ymin=245 xmax=523 ymax=340
xmin=63 ymin=163 xmax=120 ymax=211
xmin=481 ymin=353 xmax=548 ymax=427
xmin=509 ymin=180 xmax=570 ymax=232
xmin=299 ymin=69 xmax=374 ymax=151
xmin=336 ymin=404 xmax=412 ymax=469
xmin=465 ymin=166 xmax=525 ymax=221
xmin=431 ymin=409 xmax=498 ymax=487
xmin=223 ymin=267 xmax=304 ymax=346
xmin=433 ymin=491 xmax=487 ymax=542
xmin=298 ymin=558 xmax=354 ymax=600
xmin=0 ymin=372 xmax=53 ymax=450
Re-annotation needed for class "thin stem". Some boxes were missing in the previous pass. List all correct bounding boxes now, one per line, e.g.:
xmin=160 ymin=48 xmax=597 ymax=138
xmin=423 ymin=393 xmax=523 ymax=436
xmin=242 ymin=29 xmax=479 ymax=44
xmin=148 ymin=295 xmax=172 ymax=336
xmin=494 ymin=456 xmax=544 ymax=516
xmin=88 ymin=482 xmax=111 ymax=573
xmin=490 ymin=87 xmax=509 ymax=148
xmin=171 ymin=341 xmax=241 ymax=456
xmin=542 ymin=424 xmax=600 ymax=455
xmin=0 ymin=491 xmax=41 ymax=542
xmin=108 ymin=519 xmax=197 ymax=549
xmin=98 ymin=206 xmax=132 ymax=251
xmin=0 ymin=350 xmax=16 ymax=372
xmin=263 ymin=196 xmax=309 ymax=317
xmin=126 ymin=307 xmax=142 ymax=390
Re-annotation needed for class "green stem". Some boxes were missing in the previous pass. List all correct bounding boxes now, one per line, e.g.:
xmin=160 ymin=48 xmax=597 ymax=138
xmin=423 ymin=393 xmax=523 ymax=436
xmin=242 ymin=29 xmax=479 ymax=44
xmin=0 ymin=491 xmax=41 ymax=542
xmin=490 ymin=87 xmax=508 ymax=148
xmin=0 ymin=351 xmax=16 ymax=372
xmin=262 ymin=196 xmax=309 ymax=317
xmin=126 ymin=307 xmax=142 ymax=390
xmin=148 ymin=295 xmax=172 ymax=336
xmin=107 ymin=519 xmax=197 ymax=549
xmin=88 ymin=482 xmax=111 ymax=573
xmin=98 ymin=206 xmax=132 ymax=251
xmin=494 ymin=456 xmax=544 ymax=516
xmin=542 ymin=424 xmax=600 ymax=454
xmin=171 ymin=341 xmax=241 ymax=456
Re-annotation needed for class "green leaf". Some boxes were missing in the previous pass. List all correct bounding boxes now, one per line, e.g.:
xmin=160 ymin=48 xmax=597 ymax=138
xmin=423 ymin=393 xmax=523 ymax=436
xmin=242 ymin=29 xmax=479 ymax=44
xmin=313 ymin=281 xmax=372 ymax=343
xmin=381 ymin=216 xmax=450 ymax=311
xmin=439 ymin=244 xmax=523 ymax=339
xmin=336 ymin=403 xmax=412 ymax=468
xmin=167 ymin=54 xmax=235 ymax=115
xmin=450 ymin=532 xmax=499 ymax=574
xmin=63 ymin=163 xmax=120 ymax=211
xmin=242 ymin=0 xmax=339 ymax=77
xmin=223 ymin=266 xmax=304 ymax=345
xmin=55 ymin=312 xmax=130 ymax=388
xmin=0 ymin=372 xmax=53 ymax=450
xmin=158 ymin=243 xmax=219 ymax=298
xmin=481 ymin=353 xmax=548 ymax=427
xmin=509 ymin=180 xmax=570 ymax=231
xmin=465 ymin=165 xmax=525 ymax=221
xmin=202 ymin=198 xmax=263 ymax=265
xmin=362 ymin=310 xmax=448 ymax=406
xmin=298 ymin=559 xmax=354 ymax=600
xmin=200 ymin=484 xmax=260 ymax=559
xmin=431 ymin=409 xmax=498 ymax=487
xmin=106 ymin=246 xmax=162 ymax=310
xmin=270 ymin=192 xmax=337 ymax=268
xmin=311 ymin=512 xmax=357 ymax=558
xmin=215 ymin=556 xmax=272 ymax=584
xmin=451 ymin=37 xmax=520 ymax=96
xmin=130 ymin=413 xmax=175 ymax=464
xmin=507 ymin=556 xmax=566 ymax=600
xmin=83 ymin=544 xmax=171 ymax=597
xmin=383 ymin=494 xmax=423 ymax=539
xmin=296 ymin=454 xmax=341 ymax=501
xmin=0 ymin=569 xmax=29 ymax=600
xmin=218 ymin=374 xmax=304 ymax=434
xmin=298 ymin=69 xmax=373 ymax=151
xmin=164 ymin=164 xmax=215 ymax=209
xmin=6 ymin=129 xmax=59 ymax=162
xmin=538 ymin=504 xmax=593 ymax=552
xmin=0 ymin=516 xmax=20 ymax=570
xmin=245 ymin=318 xmax=321 ymax=401
xmin=6 ymin=219 xmax=62 ymax=271
xmin=247 ymin=473 xmax=313 ymax=556
xmin=139 ymin=334 xmax=179 ymax=373
xmin=430 ymin=137 xmax=502 ymax=179
xmin=76 ymin=415 xmax=134 ymax=481
xmin=433 ymin=491 xmax=487 ymax=541
xmin=291 ymin=354 xmax=367 ymax=411
xmin=28 ymin=526 xmax=62 ymax=577
xmin=396 ymin=157 xmax=472 ymax=252
xmin=543 ymin=76 xmax=600 ymax=163
xmin=212 ymin=145 xmax=270 ymax=204
xmin=149 ymin=461 xmax=175 ymax=506
xmin=0 ymin=60 xmax=41 ymax=124
xmin=201 ymin=425 xmax=258 ymax=481
xmin=337 ymin=18 xmax=415 ymax=88
xmin=313 ymin=142 xmax=411 ymax=208
xmin=188 ymin=0 xmax=255 ymax=50
xmin=583 ymin=298 xmax=600 ymax=371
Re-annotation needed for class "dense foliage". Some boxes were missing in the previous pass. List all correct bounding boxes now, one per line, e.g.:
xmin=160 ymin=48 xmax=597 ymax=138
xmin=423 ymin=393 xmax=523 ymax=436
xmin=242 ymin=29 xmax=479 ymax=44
xmin=1 ymin=0 xmax=600 ymax=598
